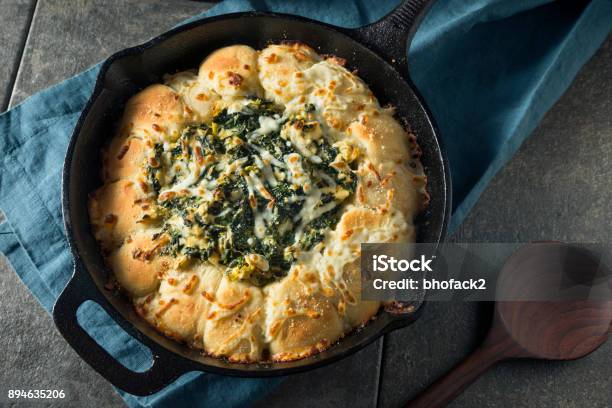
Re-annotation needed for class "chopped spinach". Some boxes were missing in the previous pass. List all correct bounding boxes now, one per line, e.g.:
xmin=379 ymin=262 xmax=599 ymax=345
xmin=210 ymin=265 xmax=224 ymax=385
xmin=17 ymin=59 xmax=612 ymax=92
xmin=146 ymin=143 xmax=164 ymax=194
xmin=213 ymin=98 xmax=281 ymax=137
xmin=299 ymin=207 xmax=341 ymax=249
xmin=146 ymin=98 xmax=356 ymax=286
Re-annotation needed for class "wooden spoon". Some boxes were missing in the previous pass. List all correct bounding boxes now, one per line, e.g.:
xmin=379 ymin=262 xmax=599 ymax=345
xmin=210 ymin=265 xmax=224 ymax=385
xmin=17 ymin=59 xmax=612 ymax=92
xmin=407 ymin=243 xmax=612 ymax=408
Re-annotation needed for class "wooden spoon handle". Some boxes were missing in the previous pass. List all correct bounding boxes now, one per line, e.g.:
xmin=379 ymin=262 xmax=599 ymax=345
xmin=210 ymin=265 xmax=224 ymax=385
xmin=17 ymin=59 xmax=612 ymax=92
xmin=406 ymin=345 xmax=500 ymax=408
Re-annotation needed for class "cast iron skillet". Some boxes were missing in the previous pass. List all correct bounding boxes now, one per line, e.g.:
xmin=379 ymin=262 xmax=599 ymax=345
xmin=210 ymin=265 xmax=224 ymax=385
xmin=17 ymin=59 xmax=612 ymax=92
xmin=53 ymin=0 xmax=450 ymax=396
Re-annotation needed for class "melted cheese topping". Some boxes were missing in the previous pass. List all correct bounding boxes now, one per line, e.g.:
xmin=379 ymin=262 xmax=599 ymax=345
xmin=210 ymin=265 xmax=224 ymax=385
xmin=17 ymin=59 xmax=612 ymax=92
xmin=89 ymin=43 xmax=427 ymax=363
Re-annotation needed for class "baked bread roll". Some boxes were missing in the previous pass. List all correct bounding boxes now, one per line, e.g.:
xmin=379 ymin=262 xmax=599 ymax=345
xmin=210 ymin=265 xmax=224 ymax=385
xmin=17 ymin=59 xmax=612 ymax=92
xmin=89 ymin=43 xmax=427 ymax=362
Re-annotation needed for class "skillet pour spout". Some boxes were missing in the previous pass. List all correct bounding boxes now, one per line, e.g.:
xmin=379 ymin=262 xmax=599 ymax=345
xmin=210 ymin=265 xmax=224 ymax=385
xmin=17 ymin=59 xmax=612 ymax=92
xmin=54 ymin=0 xmax=450 ymax=395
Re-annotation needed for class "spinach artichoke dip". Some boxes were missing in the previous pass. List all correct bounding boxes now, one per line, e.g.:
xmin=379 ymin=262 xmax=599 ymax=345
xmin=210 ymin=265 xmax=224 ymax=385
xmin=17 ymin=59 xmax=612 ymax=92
xmin=88 ymin=43 xmax=428 ymax=362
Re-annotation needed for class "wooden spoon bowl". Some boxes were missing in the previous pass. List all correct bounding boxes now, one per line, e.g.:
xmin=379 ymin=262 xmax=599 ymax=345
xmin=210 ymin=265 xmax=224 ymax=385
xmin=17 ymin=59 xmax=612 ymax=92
xmin=408 ymin=243 xmax=612 ymax=408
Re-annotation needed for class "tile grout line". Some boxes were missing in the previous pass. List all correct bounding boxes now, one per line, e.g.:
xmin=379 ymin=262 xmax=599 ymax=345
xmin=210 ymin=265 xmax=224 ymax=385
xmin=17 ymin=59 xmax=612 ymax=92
xmin=374 ymin=335 xmax=386 ymax=408
xmin=5 ymin=0 xmax=39 ymax=111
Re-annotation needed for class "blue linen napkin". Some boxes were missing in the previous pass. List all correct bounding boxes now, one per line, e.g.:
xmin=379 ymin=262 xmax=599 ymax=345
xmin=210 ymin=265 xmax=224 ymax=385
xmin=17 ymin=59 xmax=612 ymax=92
xmin=0 ymin=0 xmax=610 ymax=406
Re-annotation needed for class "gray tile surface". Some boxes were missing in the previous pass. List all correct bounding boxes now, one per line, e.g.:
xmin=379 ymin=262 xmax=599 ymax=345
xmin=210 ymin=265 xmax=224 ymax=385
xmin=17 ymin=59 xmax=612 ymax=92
xmin=0 ymin=255 xmax=125 ymax=407
xmin=8 ymin=0 xmax=214 ymax=108
xmin=0 ymin=0 xmax=35 ymax=110
xmin=379 ymin=37 xmax=612 ymax=408
xmin=253 ymin=340 xmax=383 ymax=408
xmin=0 ymin=1 xmax=610 ymax=407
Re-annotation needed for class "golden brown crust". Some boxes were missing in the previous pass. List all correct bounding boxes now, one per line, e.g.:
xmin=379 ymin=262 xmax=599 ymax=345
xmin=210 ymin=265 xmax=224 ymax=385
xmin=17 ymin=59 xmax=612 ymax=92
xmin=340 ymin=261 xmax=381 ymax=328
xmin=199 ymin=45 xmax=262 ymax=97
xmin=265 ymin=272 xmax=344 ymax=360
xmin=103 ymin=135 xmax=147 ymax=182
xmin=88 ymin=179 xmax=149 ymax=250
xmin=164 ymin=71 xmax=220 ymax=123
xmin=257 ymin=43 xmax=320 ymax=104
xmin=107 ymin=232 xmax=169 ymax=297
xmin=118 ymin=84 xmax=185 ymax=142
xmin=203 ymin=278 xmax=265 ymax=361
xmin=135 ymin=264 xmax=222 ymax=344
xmin=348 ymin=114 xmax=410 ymax=164
xmin=355 ymin=161 xmax=422 ymax=218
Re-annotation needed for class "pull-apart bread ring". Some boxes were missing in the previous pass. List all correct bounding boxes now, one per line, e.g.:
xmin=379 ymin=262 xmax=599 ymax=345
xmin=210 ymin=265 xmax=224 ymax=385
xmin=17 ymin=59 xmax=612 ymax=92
xmin=89 ymin=43 xmax=428 ymax=362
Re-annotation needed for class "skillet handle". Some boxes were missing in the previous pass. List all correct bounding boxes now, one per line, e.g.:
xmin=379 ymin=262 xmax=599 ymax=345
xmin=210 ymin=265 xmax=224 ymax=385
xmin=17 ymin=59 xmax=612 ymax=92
xmin=347 ymin=0 xmax=434 ymax=78
xmin=53 ymin=266 xmax=187 ymax=396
